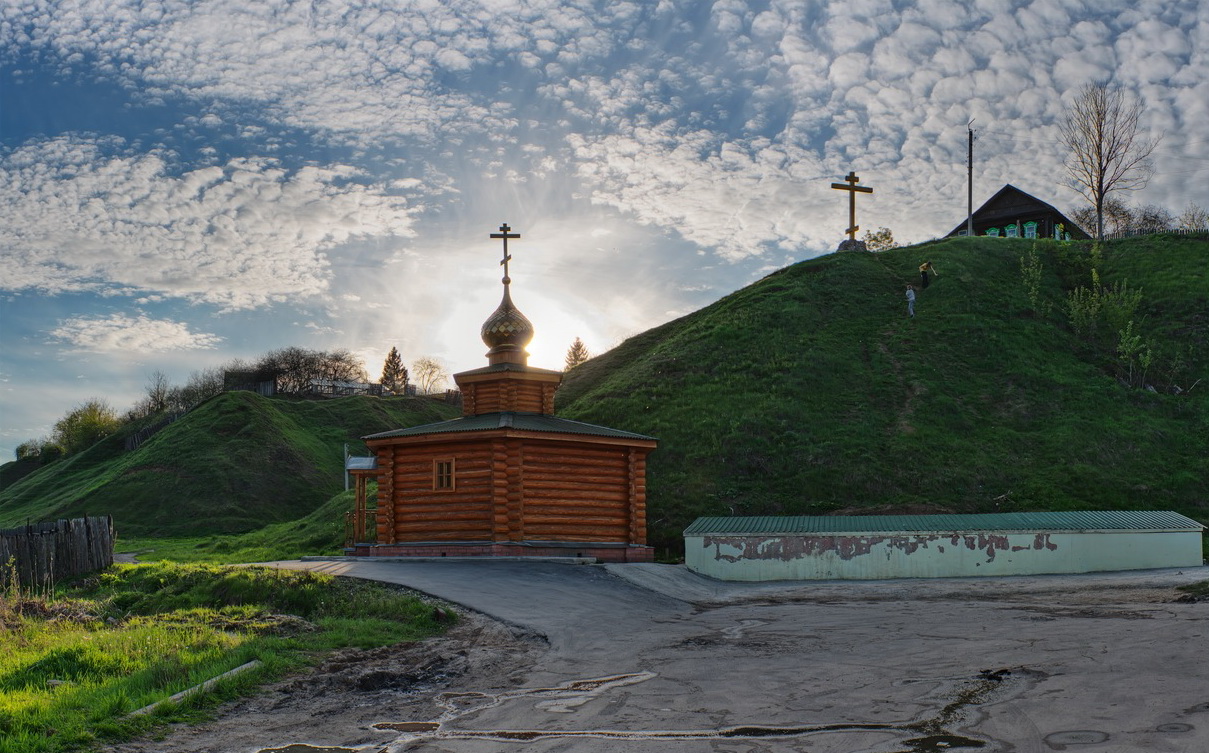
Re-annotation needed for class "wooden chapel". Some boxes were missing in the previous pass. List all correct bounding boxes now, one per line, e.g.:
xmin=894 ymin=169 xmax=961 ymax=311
xmin=352 ymin=224 xmax=657 ymax=562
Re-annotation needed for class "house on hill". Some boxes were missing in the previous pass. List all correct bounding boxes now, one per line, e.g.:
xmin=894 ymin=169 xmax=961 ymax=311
xmin=947 ymin=184 xmax=1089 ymax=240
xmin=351 ymin=224 xmax=658 ymax=562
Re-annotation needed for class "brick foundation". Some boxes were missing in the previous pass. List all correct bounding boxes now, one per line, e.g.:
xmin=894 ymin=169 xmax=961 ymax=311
xmin=346 ymin=540 xmax=654 ymax=563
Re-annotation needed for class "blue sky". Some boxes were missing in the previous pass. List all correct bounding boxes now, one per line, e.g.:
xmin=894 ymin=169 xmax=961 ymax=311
xmin=2 ymin=0 xmax=1207 ymax=460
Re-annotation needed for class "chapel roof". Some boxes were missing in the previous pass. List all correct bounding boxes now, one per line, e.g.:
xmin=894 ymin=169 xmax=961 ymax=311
xmin=683 ymin=510 xmax=1204 ymax=536
xmin=364 ymin=411 xmax=656 ymax=442
xmin=456 ymin=361 xmax=562 ymax=378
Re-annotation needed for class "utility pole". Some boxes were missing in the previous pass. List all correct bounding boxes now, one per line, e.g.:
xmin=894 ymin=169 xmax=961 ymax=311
xmin=967 ymin=119 xmax=976 ymax=237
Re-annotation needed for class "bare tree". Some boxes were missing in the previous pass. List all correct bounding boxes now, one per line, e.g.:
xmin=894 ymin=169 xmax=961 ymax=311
xmin=255 ymin=347 xmax=366 ymax=394
xmin=1177 ymin=202 xmax=1209 ymax=231
xmin=412 ymin=357 xmax=448 ymax=394
xmin=1133 ymin=204 xmax=1174 ymax=234
xmin=1059 ymin=82 xmax=1161 ymax=240
xmin=177 ymin=367 xmax=225 ymax=408
xmin=145 ymin=370 xmax=171 ymax=414
xmin=1072 ymin=197 xmax=1131 ymax=237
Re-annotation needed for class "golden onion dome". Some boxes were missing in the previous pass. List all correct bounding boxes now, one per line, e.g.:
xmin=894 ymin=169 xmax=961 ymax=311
xmin=481 ymin=287 xmax=534 ymax=361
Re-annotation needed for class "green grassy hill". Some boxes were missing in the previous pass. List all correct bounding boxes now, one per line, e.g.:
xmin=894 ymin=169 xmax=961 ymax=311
xmin=557 ymin=235 xmax=1209 ymax=553
xmin=3 ymin=235 xmax=1205 ymax=559
xmin=0 ymin=393 xmax=459 ymax=537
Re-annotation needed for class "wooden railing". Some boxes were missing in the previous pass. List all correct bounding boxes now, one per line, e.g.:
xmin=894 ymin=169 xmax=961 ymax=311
xmin=344 ymin=510 xmax=378 ymax=548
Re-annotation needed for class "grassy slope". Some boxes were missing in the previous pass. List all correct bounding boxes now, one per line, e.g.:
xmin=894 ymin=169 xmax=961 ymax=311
xmin=0 ymin=393 xmax=457 ymax=537
xmin=116 ymin=486 xmax=365 ymax=563
xmin=557 ymin=236 xmax=1209 ymax=553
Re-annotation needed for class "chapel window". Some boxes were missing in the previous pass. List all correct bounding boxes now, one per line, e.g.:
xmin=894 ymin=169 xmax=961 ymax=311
xmin=434 ymin=459 xmax=455 ymax=490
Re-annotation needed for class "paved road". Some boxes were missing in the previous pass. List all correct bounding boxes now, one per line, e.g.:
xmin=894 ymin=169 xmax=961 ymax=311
xmin=262 ymin=559 xmax=1209 ymax=753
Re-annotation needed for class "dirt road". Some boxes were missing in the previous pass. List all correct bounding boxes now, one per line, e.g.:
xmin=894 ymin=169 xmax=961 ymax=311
xmin=106 ymin=561 xmax=1209 ymax=753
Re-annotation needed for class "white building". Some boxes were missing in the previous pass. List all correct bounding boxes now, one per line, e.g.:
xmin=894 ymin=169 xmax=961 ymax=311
xmin=684 ymin=511 xmax=1205 ymax=581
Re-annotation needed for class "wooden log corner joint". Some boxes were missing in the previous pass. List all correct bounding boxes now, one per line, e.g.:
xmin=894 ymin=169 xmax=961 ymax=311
xmin=350 ymin=224 xmax=658 ymax=563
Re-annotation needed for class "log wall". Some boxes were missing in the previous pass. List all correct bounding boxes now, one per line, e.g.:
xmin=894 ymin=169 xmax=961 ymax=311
xmin=520 ymin=442 xmax=632 ymax=542
xmin=375 ymin=436 xmax=652 ymax=545
xmin=460 ymin=380 xmax=556 ymax=415
xmin=385 ymin=441 xmax=496 ymax=541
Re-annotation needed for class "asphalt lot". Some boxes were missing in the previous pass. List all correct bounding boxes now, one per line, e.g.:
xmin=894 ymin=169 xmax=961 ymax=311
xmin=254 ymin=559 xmax=1209 ymax=753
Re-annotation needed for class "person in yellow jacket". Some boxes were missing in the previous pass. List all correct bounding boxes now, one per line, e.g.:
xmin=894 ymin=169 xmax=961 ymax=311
xmin=919 ymin=261 xmax=937 ymax=289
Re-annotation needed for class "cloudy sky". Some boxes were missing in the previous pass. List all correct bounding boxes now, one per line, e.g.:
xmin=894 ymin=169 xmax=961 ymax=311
xmin=2 ymin=0 xmax=1206 ymax=459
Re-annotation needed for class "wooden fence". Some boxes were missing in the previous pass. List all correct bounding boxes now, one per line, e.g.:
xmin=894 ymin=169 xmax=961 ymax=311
xmin=124 ymin=411 xmax=186 ymax=452
xmin=0 ymin=516 xmax=115 ymax=591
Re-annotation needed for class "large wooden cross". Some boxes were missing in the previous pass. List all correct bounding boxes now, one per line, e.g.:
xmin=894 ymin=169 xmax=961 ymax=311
xmin=830 ymin=171 xmax=873 ymax=241
xmin=489 ymin=222 xmax=520 ymax=284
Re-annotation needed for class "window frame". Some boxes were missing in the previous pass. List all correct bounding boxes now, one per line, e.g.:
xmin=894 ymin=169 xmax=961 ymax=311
xmin=433 ymin=458 xmax=456 ymax=491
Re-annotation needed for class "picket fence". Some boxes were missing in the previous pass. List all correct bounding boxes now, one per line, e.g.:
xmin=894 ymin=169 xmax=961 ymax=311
xmin=0 ymin=516 xmax=114 ymax=590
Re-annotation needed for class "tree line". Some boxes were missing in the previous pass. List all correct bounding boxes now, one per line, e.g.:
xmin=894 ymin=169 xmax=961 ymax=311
xmin=11 ymin=347 xmax=451 ymax=464
xmin=13 ymin=336 xmax=602 ymax=464
xmin=1070 ymin=199 xmax=1207 ymax=239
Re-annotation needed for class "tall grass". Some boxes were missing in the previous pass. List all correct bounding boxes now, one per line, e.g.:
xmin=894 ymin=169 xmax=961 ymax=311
xmin=0 ymin=562 xmax=448 ymax=753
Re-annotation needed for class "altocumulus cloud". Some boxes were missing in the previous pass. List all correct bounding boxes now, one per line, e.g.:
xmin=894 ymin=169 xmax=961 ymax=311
xmin=50 ymin=314 xmax=223 ymax=353
xmin=0 ymin=136 xmax=417 ymax=308
xmin=1 ymin=0 xmax=1204 ymax=278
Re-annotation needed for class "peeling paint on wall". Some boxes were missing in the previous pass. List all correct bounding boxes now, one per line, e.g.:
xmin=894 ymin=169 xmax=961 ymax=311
xmin=687 ymin=529 xmax=1202 ymax=581
xmin=704 ymin=532 xmax=1061 ymax=564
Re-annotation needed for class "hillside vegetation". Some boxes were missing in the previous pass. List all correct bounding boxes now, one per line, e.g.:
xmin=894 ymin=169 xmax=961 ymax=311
xmin=557 ymin=235 xmax=1208 ymax=553
xmin=0 ymin=394 xmax=458 ymax=537
xmin=2 ymin=236 xmax=1205 ymax=558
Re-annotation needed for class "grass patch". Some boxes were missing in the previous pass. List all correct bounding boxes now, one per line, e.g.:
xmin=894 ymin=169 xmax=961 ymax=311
xmin=1176 ymin=580 xmax=1209 ymax=603
xmin=558 ymin=236 xmax=1209 ymax=552
xmin=0 ymin=562 xmax=448 ymax=752
xmin=116 ymin=486 xmax=366 ymax=564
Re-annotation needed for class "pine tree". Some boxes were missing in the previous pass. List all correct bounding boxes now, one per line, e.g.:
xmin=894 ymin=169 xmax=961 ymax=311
xmin=565 ymin=337 xmax=590 ymax=371
xmin=381 ymin=347 xmax=408 ymax=393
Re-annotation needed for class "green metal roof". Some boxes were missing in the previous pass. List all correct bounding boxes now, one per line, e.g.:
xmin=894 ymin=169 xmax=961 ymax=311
xmin=683 ymin=511 xmax=1205 ymax=536
xmin=364 ymin=411 xmax=656 ymax=442
xmin=454 ymin=362 xmax=563 ymax=377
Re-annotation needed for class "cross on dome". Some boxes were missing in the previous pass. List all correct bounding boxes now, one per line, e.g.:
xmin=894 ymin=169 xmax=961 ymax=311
xmin=481 ymin=222 xmax=533 ymax=365
xmin=490 ymin=222 xmax=520 ymax=285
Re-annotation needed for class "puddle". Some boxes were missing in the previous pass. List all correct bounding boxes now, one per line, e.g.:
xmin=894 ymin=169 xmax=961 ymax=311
xmin=721 ymin=619 xmax=769 ymax=639
xmin=257 ymin=746 xmax=364 ymax=753
xmin=901 ymin=734 xmax=986 ymax=751
xmin=1155 ymin=723 xmax=1193 ymax=733
xmin=373 ymin=722 xmax=440 ymax=733
xmin=1043 ymin=730 xmax=1109 ymax=748
xmin=266 ymin=668 xmax=1030 ymax=752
